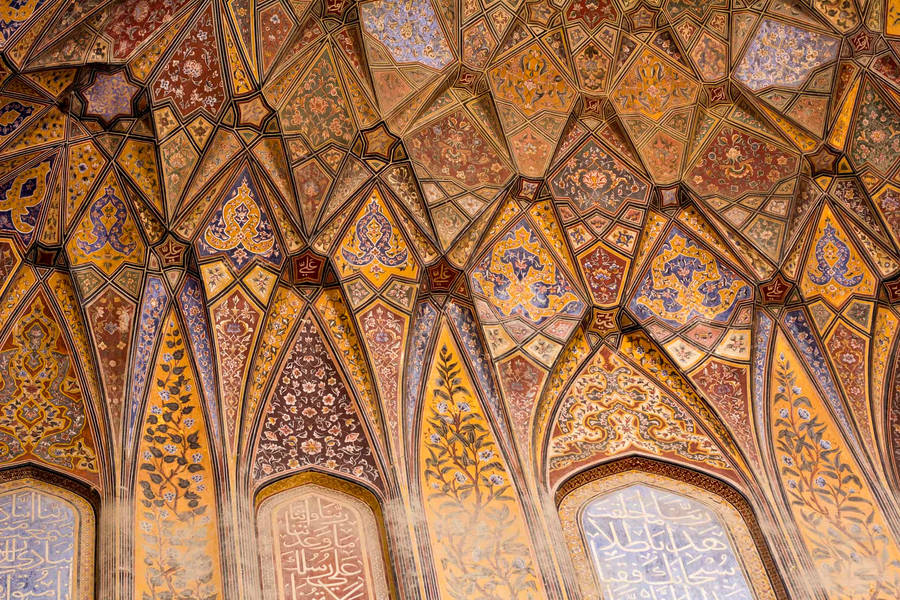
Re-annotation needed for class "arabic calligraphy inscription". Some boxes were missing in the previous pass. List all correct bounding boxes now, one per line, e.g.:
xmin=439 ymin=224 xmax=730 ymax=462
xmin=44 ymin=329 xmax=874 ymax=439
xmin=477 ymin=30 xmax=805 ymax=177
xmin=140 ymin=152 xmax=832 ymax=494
xmin=257 ymin=483 xmax=389 ymax=600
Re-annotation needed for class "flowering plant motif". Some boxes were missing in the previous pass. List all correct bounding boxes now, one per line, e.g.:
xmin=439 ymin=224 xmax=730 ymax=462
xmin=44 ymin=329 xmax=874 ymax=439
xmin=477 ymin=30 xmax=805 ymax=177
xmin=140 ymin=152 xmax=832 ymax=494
xmin=422 ymin=344 xmax=540 ymax=600
xmin=135 ymin=317 xmax=221 ymax=600
xmin=772 ymin=353 xmax=900 ymax=599
xmin=252 ymin=317 xmax=380 ymax=485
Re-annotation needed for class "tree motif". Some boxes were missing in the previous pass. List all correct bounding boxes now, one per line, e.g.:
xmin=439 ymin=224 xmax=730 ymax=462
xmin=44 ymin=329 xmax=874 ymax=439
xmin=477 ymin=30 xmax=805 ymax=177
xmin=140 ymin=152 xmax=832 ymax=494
xmin=422 ymin=343 xmax=540 ymax=600
xmin=772 ymin=352 xmax=900 ymax=599
xmin=135 ymin=315 xmax=221 ymax=600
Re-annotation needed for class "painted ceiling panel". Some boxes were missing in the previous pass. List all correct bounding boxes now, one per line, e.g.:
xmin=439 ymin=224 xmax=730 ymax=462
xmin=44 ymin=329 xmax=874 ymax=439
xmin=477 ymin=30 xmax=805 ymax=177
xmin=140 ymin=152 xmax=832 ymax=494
xmin=1 ymin=0 xmax=900 ymax=599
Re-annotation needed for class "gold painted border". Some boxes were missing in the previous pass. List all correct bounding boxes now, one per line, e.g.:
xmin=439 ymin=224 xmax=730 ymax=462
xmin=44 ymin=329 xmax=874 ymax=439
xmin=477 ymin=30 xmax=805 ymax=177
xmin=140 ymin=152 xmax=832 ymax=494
xmin=254 ymin=470 xmax=397 ymax=599
xmin=555 ymin=457 xmax=789 ymax=600
xmin=0 ymin=468 xmax=97 ymax=600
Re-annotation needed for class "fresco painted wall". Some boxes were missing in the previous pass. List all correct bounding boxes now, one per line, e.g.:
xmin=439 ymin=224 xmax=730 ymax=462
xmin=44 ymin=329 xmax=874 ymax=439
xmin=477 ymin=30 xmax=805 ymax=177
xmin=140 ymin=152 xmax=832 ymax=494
xmin=0 ymin=0 xmax=898 ymax=600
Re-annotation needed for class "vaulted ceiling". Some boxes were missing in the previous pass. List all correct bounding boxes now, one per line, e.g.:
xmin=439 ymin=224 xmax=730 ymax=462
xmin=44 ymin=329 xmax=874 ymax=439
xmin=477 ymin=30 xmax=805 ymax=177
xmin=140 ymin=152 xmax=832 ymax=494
xmin=1 ymin=0 xmax=900 ymax=598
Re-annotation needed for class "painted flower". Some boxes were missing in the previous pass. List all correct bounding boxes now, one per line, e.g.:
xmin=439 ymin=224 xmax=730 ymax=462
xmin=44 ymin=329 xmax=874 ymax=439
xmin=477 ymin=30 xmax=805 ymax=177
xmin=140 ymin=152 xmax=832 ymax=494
xmin=301 ymin=439 xmax=322 ymax=454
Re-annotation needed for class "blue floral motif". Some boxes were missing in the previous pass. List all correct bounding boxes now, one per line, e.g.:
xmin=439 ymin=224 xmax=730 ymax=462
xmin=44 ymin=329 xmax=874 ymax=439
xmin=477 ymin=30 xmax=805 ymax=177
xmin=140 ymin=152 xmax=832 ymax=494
xmin=806 ymin=221 xmax=864 ymax=287
xmin=405 ymin=301 xmax=437 ymax=438
xmin=471 ymin=218 xmax=585 ymax=325
xmin=341 ymin=199 xmax=409 ymax=267
xmin=0 ymin=154 xmax=53 ymax=246
xmin=0 ymin=0 xmax=50 ymax=42
xmin=196 ymin=169 xmax=283 ymax=271
xmin=360 ymin=0 xmax=453 ymax=70
xmin=734 ymin=19 xmax=839 ymax=91
xmin=179 ymin=276 xmax=219 ymax=441
xmin=629 ymin=227 xmax=752 ymax=327
xmin=76 ymin=186 xmax=137 ymax=255
xmin=0 ymin=100 xmax=32 ymax=136
xmin=127 ymin=276 xmax=168 ymax=442
xmin=753 ymin=311 xmax=773 ymax=429
xmin=782 ymin=308 xmax=859 ymax=446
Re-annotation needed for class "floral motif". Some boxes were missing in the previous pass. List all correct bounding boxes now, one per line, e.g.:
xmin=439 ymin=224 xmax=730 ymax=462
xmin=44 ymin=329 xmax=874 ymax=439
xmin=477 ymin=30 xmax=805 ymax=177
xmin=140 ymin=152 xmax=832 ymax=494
xmin=359 ymin=302 xmax=406 ymax=447
xmin=611 ymin=49 xmax=699 ymax=121
xmin=360 ymin=0 xmax=453 ymax=70
xmin=471 ymin=218 xmax=585 ymax=325
xmin=497 ymin=353 xmax=546 ymax=445
xmin=550 ymin=138 xmax=649 ymax=216
xmin=85 ymin=287 xmax=134 ymax=434
xmin=421 ymin=328 xmax=545 ymax=600
xmin=0 ymin=155 xmax=53 ymax=247
xmin=578 ymin=242 xmax=629 ymax=307
xmin=800 ymin=209 xmax=876 ymax=309
xmin=489 ymin=42 xmax=576 ymax=117
xmin=333 ymin=189 xmax=419 ymax=289
xmin=564 ymin=0 xmax=618 ymax=30
xmin=771 ymin=336 xmax=900 ymax=600
xmin=850 ymin=83 xmax=900 ymax=176
xmin=178 ymin=276 xmax=219 ymax=440
xmin=734 ymin=19 xmax=839 ymax=91
xmin=150 ymin=5 xmax=226 ymax=118
xmin=0 ymin=0 xmax=50 ymax=42
xmin=134 ymin=311 xmax=223 ymax=600
xmin=406 ymin=109 xmax=513 ymax=189
xmin=210 ymin=289 xmax=260 ymax=453
xmin=687 ymin=126 xmax=798 ymax=199
xmin=629 ymin=228 xmax=752 ymax=327
xmin=825 ymin=322 xmax=873 ymax=448
xmin=0 ymin=294 xmax=99 ymax=484
xmin=690 ymin=360 xmax=756 ymax=462
xmin=279 ymin=48 xmax=355 ymax=148
xmin=103 ymin=0 xmax=193 ymax=59
xmin=549 ymin=345 xmax=731 ymax=485
xmin=252 ymin=315 xmax=381 ymax=486
xmin=197 ymin=170 xmax=283 ymax=271
xmin=405 ymin=301 xmax=437 ymax=436
xmin=67 ymin=176 xmax=145 ymax=276
xmin=81 ymin=71 xmax=138 ymax=121
xmin=128 ymin=277 xmax=169 ymax=440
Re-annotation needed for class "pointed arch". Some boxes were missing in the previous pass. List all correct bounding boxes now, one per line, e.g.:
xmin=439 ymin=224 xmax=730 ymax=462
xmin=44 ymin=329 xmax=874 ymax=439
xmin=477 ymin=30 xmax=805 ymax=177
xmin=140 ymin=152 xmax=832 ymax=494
xmin=0 ymin=465 xmax=98 ymax=600
xmin=254 ymin=470 xmax=396 ymax=600
xmin=555 ymin=457 xmax=787 ymax=600
xmin=132 ymin=307 xmax=224 ymax=600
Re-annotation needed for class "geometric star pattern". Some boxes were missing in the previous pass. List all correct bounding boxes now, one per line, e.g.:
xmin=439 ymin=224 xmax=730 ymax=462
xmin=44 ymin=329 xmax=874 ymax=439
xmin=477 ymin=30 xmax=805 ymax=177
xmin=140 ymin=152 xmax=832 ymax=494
xmin=1 ymin=1 xmax=900 ymax=599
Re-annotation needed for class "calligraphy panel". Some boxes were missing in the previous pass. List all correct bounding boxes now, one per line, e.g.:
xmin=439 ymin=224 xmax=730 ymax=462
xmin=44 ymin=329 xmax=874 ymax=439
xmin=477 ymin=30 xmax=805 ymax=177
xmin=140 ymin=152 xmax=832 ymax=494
xmin=256 ymin=478 xmax=391 ymax=600
xmin=0 ymin=478 xmax=94 ymax=600
xmin=558 ymin=469 xmax=778 ymax=600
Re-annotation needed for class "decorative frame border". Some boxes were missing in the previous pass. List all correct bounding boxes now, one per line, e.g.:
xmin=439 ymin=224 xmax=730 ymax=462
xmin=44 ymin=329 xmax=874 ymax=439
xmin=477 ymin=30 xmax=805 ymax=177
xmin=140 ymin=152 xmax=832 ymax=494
xmin=0 ymin=464 xmax=99 ymax=600
xmin=555 ymin=457 xmax=789 ymax=600
xmin=254 ymin=470 xmax=397 ymax=600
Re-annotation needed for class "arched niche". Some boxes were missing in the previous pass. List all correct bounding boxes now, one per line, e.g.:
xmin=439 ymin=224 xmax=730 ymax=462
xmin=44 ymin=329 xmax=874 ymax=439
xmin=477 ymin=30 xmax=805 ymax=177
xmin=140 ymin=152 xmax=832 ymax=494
xmin=0 ymin=466 xmax=98 ymax=600
xmin=555 ymin=457 xmax=788 ymax=600
xmin=254 ymin=471 xmax=395 ymax=600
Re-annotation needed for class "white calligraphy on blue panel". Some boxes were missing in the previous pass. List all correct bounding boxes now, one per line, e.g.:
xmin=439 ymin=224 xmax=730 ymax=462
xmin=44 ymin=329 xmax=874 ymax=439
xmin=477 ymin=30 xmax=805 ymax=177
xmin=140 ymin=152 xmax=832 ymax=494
xmin=0 ymin=489 xmax=77 ymax=600
xmin=581 ymin=484 xmax=755 ymax=600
